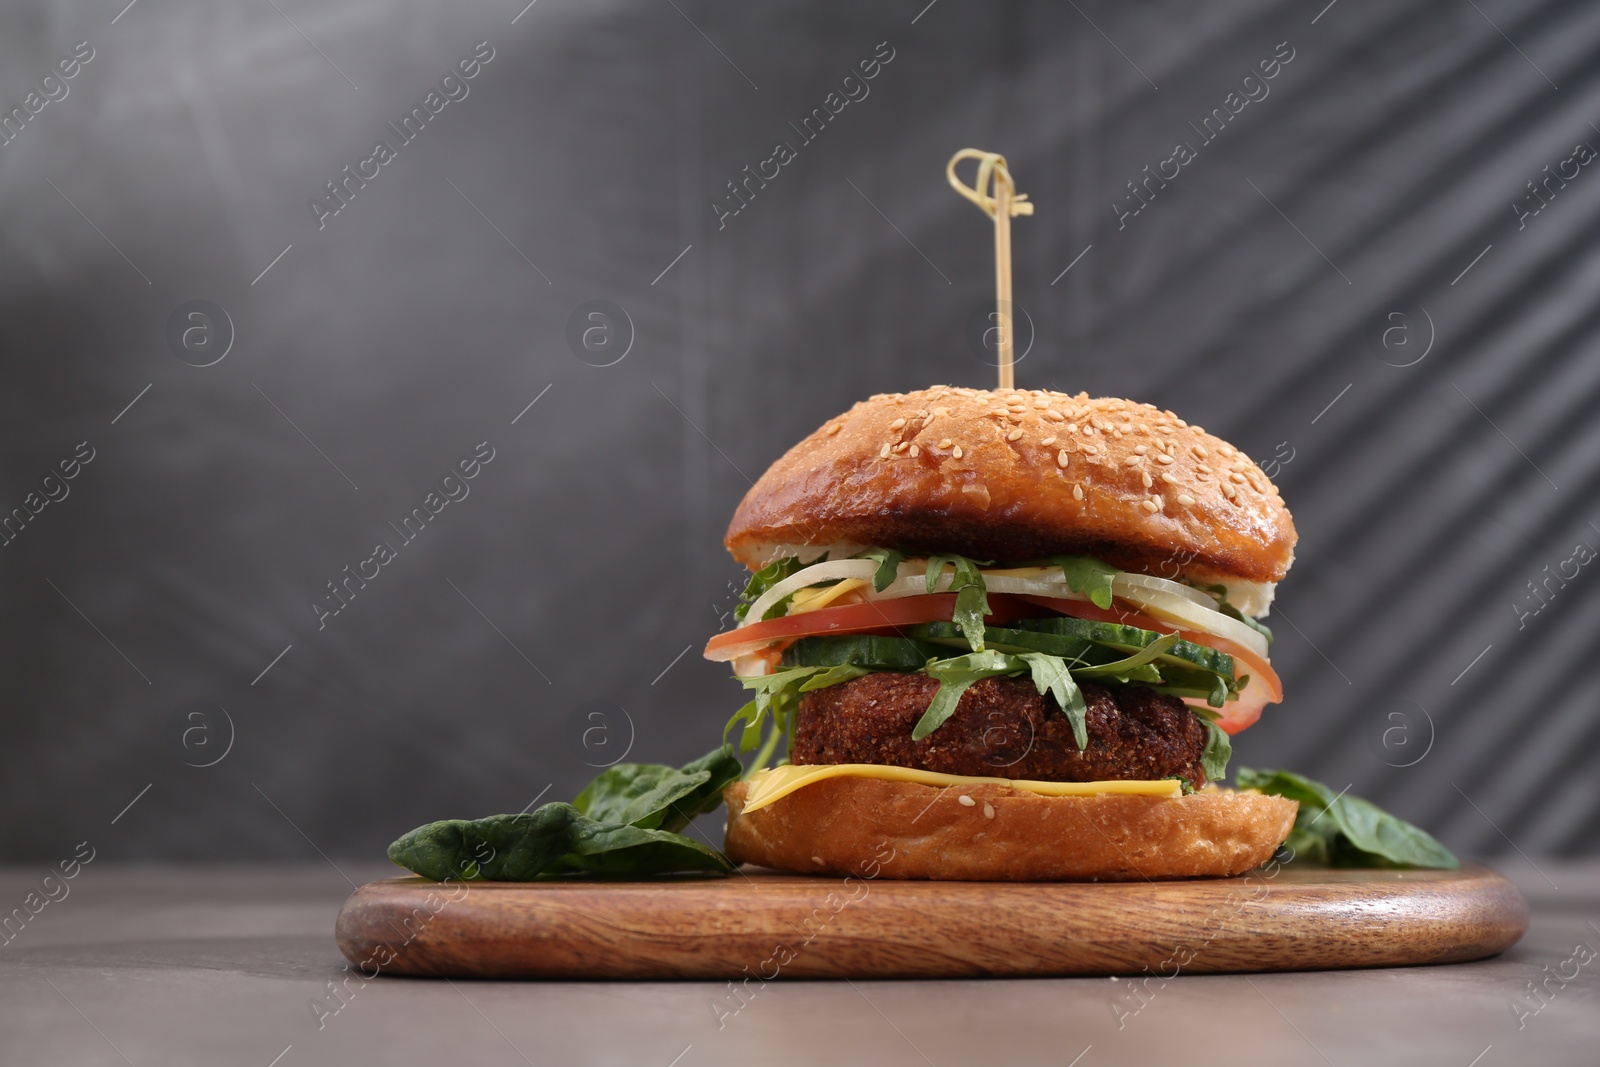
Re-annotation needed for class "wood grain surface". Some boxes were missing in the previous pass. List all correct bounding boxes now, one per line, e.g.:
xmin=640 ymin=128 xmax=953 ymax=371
xmin=334 ymin=863 xmax=1528 ymax=979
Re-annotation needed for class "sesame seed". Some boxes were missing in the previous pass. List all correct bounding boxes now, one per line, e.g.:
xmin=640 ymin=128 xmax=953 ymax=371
xmin=1141 ymin=472 xmax=1154 ymax=488
xmin=982 ymin=802 xmax=995 ymax=819
xmin=1083 ymin=443 xmax=1098 ymax=454
xmin=1007 ymin=428 xmax=1023 ymax=441
xmin=825 ymin=423 xmax=842 ymax=436
xmin=1231 ymin=472 xmax=1247 ymax=483
xmin=892 ymin=442 xmax=908 ymax=453
xmin=1221 ymin=482 xmax=1237 ymax=499
xmin=889 ymin=418 xmax=906 ymax=430
xmin=1159 ymin=426 xmax=1175 ymax=434
xmin=1073 ymin=484 xmax=1084 ymax=501
xmin=1141 ymin=500 xmax=1159 ymax=513
xmin=1057 ymin=449 xmax=1071 ymax=468
xmin=1176 ymin=494 xmax=1196 ymax=506
xmin=1192 ymin=445 xmax=1208 ymax=458
xmin=1066 ymin=424 xmax=1079 ymax=434
xmin=952 ymin=445 xmax=963 ymax=459
xmin=1041 ymin=436 xmax=1057 ymax=446
xmin=1124 ymin=456 xmax=1140 ymax=466
xmin=958 ymin=795 xmax=976 ymax=807
xmin=1138 ymin=424 xmax=1150 ymax=434
xmin=938 ymin=438 xmax=953 ymax=449
xmin=1112 ymin=429 xmax=1123 ymax=439
xmin=990 ymin=408 xmax=1008 ymax=418
xmin=1161 ymin=472 xmax=1178 ymax=485
xmin=1134 ymin=445 xmax=1149 ymax=455
xmin=879 ymin=444 xmax=891 ymax=458
xmin=933 ymin=406 xmax=950 ymax=416
xmin=909 ymin=445 xmax=920 ymax=457
xmin=1035 ymin=398 xmax=1050 ymax=408
xmin=1045 ymin=409 xmax=1065 ymax=422
xmin=1155 ymin=454 xmax=1174 ymax=465
xmin=1197 ymin=464 xmax=1212 ymax=473
xmin=812 ymin=856 xmax=825 ymax=865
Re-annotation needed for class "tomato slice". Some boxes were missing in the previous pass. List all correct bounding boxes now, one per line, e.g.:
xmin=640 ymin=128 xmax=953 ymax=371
xmin=1017 ymin=594 xmax=1282 ymax=733
xmin=703 ymin=594 xmax=1033 ymax=662
xmin=703 ymin=591 xmax=1281 ymax=735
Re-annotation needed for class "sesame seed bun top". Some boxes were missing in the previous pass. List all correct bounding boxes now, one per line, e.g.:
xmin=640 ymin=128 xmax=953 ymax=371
xmin=723 ymin=385 xmax=1297 ymax=584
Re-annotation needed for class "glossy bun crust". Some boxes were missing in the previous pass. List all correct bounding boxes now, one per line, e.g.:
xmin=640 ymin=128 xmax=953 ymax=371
xmin=724 ymin=777 xmax=1298 ymax=881
xmin=725 ymin=386 xmax=1296 ymax=583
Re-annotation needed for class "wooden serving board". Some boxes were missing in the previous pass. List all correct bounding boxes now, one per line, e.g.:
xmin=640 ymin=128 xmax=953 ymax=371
xmin=336 ymin=863 xmax=1526 ymax=979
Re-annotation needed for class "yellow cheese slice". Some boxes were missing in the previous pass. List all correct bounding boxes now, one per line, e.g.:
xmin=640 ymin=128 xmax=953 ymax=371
xmin=787 ymin=577 xmax=869 ymax=612
xmin=738 ymin=763 xmax=1183 ymax=813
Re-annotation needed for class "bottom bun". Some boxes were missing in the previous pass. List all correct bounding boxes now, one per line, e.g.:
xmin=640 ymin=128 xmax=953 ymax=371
xmin=724 ymin=776 xmax=1298 ymax=881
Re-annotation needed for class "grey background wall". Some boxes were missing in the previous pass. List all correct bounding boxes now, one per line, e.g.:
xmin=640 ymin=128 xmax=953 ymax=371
xmin=1 ymin=0 xmax=1595 ymax=863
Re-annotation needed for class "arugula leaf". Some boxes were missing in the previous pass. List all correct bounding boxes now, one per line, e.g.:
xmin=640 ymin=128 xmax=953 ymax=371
xmin=912 ymin=650 xmax=1020 ymax=740
xmin=734 ymin=556 xmax=809 ymax=623
xmin=1195 ymin=714 xmax=1232 ymax=782
xmin=860 ymin=547 xmax=904 ymax=592
xmin=798 ymin=663 xmax=873 ymax=692
xmin=1015 ymin=651 xmax=1088 ymax=749
xmin=1072 ymin=632 xmax=1181 ymax=680
xmin=1236 ymin=767 xmax=1458 ymax=869
xmin=1194 ymin=582 xmax=1274 ymax=644
xmin=388 ymin=747 xmax=743 ymax=881
xmin=722 ymin=664 xmax=867 ymax=765
xmin=926 ymin=554 xmax=992 ymax=651
xmin=1044 ymin=556 xmax=1118 ymax=609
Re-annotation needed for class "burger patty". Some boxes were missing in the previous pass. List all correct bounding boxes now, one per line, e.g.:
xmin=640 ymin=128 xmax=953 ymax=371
xmin=792 ymin=671 xmax=1211 ymax=785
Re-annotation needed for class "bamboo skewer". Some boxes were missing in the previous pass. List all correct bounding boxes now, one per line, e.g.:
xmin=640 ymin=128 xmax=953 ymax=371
xmin=946 ymin=149 xmax=1033 ymax=391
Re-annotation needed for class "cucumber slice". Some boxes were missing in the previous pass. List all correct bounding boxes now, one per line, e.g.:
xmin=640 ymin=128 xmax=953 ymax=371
xmin=910 ymin=622 xmax=1096 ymax=662
xmin=1013 ymin=616 xmax=1235 ymax=676
xmin=780 ymin=635 xmax=938 ymax=671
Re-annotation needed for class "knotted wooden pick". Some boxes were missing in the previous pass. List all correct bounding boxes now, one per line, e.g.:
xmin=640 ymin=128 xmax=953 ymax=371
xmin=947 ymin=149 xmax=1033 ymax=390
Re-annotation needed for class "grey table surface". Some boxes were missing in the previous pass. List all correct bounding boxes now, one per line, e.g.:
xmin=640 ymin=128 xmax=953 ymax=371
xmin=2 ymin=861 xmax=1596 ymax=1067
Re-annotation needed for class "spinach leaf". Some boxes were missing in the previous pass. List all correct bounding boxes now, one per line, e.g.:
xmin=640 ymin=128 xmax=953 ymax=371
xmin=1015 ymin=651 xmax=1088 ymax=749
xmin=388 ymin=747 xmax=743 ymax=881
xmin=735 ymin=556 xmax=810 ymax=623
xmin=860 ymin=547 xmax=904 ymax=592
xmin=912 ymin=650 xmax=1021 ymax=740
xmin=573 ymin=747 xmax=742 ymax=832
xmin=1236 ymin=767 xmax=1458 ymax=869
xmin=388 ymin=805 xmax=733 ymax=881
xmin=925 ymin=554 xmax=992 ymax=651
xmin=1044 ymin=555 xmax=1118 ymax=609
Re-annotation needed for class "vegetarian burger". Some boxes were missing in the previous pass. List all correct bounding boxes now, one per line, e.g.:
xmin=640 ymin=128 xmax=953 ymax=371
xmin=706 ymin=386 xmax=1300 ymax=880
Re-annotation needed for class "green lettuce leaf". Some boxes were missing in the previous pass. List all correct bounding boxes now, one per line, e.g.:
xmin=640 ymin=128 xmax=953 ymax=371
xmin=1236 ymin=767 xmax=1458 ymax=869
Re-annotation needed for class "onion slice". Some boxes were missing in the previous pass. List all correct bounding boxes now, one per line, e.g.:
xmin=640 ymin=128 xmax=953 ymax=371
xmin=733 ymin=555 xmax=1270 ymax=661
xmin=742 ymin=559 xmax=879 ymax=624
xmin=1108 ymin=581 xmax=1269 ymax=659
xmin=1109 ymin=572 xmax=1216 ymax=609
